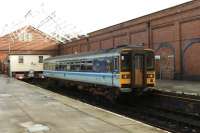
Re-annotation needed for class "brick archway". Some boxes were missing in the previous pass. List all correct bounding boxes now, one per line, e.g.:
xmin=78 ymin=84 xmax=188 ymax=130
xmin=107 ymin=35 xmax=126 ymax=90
xmin=155 ymin=43 xmax=175 ymax=80
xmin=183 ymin=38 xmax=200 ymax=54
xmin=182 ymin=38 xmax=200 ymax=80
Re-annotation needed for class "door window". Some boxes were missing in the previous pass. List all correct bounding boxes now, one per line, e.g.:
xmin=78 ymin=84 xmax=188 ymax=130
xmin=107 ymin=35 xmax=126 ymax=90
xmin=121 ymin=53 xmax=131 ymax=72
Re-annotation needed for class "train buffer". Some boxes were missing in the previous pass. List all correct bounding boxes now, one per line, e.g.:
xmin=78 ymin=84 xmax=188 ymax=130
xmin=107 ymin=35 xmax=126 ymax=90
xmin=0 ymin=75 xmax=166 ymax=133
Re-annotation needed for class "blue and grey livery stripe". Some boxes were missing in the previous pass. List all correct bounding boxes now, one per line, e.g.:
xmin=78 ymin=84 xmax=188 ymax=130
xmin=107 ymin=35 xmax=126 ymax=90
xmin=43 ymin=70 xmax=120 ymax=87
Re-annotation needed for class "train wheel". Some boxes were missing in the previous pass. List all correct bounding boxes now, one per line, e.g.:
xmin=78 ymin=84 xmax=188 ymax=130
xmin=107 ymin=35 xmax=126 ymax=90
xmin=104 ymin=88 xmax=120 ymax=104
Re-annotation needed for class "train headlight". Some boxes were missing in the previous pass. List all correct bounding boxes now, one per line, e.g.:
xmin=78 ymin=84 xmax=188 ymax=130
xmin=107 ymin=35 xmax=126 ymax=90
xmin=147 ymin=74 xmax=154 ymax=78
xmin=122 ymin=74 xmax=130 ymax=79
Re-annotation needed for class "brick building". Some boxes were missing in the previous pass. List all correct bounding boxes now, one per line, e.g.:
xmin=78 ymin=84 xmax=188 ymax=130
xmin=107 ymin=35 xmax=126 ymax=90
xmin=0 ymin=26 xmax=60 ymax=74
xmin=60 ymin=0 xmax=200 ymax=80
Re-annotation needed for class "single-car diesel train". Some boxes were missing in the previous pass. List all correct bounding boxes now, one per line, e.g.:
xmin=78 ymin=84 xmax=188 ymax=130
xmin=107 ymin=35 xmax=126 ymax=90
xmin=43 ymin=45 xmax=155 ymax=100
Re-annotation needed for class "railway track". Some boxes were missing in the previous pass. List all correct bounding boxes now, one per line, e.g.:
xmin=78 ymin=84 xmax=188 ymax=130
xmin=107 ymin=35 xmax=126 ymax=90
xmin=26 ymin=79 xmax=200 ymax=133
xmin=150 ymin=90 xmax=200 ymax=115
xmin=117 ymin=102 xmax=200 ymax=133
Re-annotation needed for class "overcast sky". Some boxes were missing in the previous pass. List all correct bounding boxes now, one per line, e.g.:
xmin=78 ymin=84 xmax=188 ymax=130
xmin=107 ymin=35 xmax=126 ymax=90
xmin=0 ymin=0 xmax=191 ymax=36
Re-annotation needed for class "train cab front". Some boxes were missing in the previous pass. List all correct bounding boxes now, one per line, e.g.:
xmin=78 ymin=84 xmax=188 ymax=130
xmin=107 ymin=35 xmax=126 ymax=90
xmin=119 ymin=49 xmax=155 ymax=93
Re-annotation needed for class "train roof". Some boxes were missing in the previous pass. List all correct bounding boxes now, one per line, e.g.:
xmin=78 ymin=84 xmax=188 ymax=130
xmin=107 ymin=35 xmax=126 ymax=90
xmin=45 ymin=44 xmax=149 ymax=62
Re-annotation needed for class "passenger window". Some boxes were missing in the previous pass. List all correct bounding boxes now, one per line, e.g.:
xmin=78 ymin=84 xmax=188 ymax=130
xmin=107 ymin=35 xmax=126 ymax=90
xmin=80 ymin=61 xmax=86 ymax=71
xmin=69 ymin=61 xmax=81 ymax=71
xmin=114 ymin=57 xmax=119 ymax=72
xmin=66 ymin=64 xmax=70 ymax=71
xmin=75 ymin=63 xmax=81 ymax=71
xmin=55 ymin=65 xmax=59 ymax=71
xmin=63 ymin=62 xmax=69 ymax=71
xmin=51 ymin=63 xmax=55 ymax=71
xmin=59 ymin=62 xmax=65 ymax=71
xmin=85 ymin=61 xmax=93 ymax=71
xmin=80 ymin=60 xmax=93 ymax=71
xmin=93 ymin=58 xmax=112 ymax=73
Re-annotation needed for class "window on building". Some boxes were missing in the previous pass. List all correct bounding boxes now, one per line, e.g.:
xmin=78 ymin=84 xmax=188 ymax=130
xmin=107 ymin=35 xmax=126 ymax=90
xmin=18 ymin=56 xmax=24 ymax=64
xmin=39 ymin=56 xmax=43 ymax=63
xmin=18 ymin=32 xmax=32 ymax=42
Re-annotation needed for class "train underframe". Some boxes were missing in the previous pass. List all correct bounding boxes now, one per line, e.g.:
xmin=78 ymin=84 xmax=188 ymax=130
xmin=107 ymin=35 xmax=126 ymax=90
xmin=46 ymin=77 xmax=149 ymax=103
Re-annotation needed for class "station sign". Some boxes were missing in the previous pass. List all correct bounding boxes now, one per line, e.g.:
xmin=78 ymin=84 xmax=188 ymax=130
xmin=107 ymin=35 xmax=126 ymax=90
xmin=168 ymin=55 xmax=174 ymax=58
xmin=155 ymin=55 xmax=160 ymax=60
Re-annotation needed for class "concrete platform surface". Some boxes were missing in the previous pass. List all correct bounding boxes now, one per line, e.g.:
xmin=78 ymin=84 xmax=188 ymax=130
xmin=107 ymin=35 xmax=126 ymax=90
xmin=0 ymin=76 xmax=168 ymax=133
xmin=156 ymin=80 xmax=200 ymax=96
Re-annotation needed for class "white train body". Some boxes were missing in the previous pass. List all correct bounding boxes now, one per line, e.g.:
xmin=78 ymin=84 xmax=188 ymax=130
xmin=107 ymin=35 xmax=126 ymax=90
xmin=9 ymin=54 xmax=51 ymax=79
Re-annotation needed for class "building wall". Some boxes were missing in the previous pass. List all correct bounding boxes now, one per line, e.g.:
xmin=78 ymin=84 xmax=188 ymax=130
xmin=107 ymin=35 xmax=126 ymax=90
xmin=9 ymin=55 xmax=50 ymax=72
xmin=0 ymin=26 xmax=59 ymax=55
xmin=60 ymin=0 xmax=200 ymax=80
xmin=0 ymin=26 xmax=60 ymax=74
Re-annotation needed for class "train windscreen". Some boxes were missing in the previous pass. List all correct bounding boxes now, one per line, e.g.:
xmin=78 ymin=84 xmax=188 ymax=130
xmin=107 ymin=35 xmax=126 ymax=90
xmin=146 ymin=52 xmax=155 ymax=70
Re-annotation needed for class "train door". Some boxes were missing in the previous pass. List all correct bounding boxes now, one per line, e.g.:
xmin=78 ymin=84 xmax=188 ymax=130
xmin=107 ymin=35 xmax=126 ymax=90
xmin=134 ymin=54 xmax=144 ymax=87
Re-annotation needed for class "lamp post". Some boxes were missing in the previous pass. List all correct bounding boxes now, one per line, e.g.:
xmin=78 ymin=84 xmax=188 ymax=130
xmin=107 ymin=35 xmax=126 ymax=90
xmin=8 ymin=34 xmax=14 ymax=77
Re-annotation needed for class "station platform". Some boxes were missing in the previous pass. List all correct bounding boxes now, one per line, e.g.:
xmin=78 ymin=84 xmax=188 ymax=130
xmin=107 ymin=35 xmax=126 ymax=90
xmin=0 ymin=76 xmax=166 ymax=133
xmin=156 ymin=80 xmax=200 ymax=96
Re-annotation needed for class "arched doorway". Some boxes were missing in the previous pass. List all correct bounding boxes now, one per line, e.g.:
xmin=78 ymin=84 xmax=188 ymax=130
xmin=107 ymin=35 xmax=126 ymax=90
xmin=183 ymin=38 xmax=200 ymax=80
xmin=155 ymin=43 xmax=175 ymax=80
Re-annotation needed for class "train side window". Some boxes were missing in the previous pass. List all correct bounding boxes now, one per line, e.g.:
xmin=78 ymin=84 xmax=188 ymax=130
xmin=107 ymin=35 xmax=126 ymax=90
xmin=74 ymin=61 xmax=81 ymax=71
xmin=66 ymin=64 xmax=71 ymax=71
xmin=86 ymin=61 xmax=93 ymax=71
xmin=80 ymin=60 xmax=93 ymax=72
xmin=18 ymin=56 xmax=24 ymax=64
xmin=51 ymin=63 xmax=55 ymax=71
xmin=93 ymin=58 xmax=109 ymax=73
xmin=64 ymin=62 xmax=69 ymax=71
xmin=70 ymin=62 xmax=75 ymax=71
xmin=59 ymin=62 xmax=65 ymax=71
xmin=93 ymin=59 xmax=102 ymax=72
xmin=80 ymin=61 xmax=86 ymax=71
xmin=55 ymin=62 xmax=60 ymax=71
xmin=70 ymin=60 xmax=81 ymax=71
xmin=113 ymin=57 xmax=119 ymax=72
